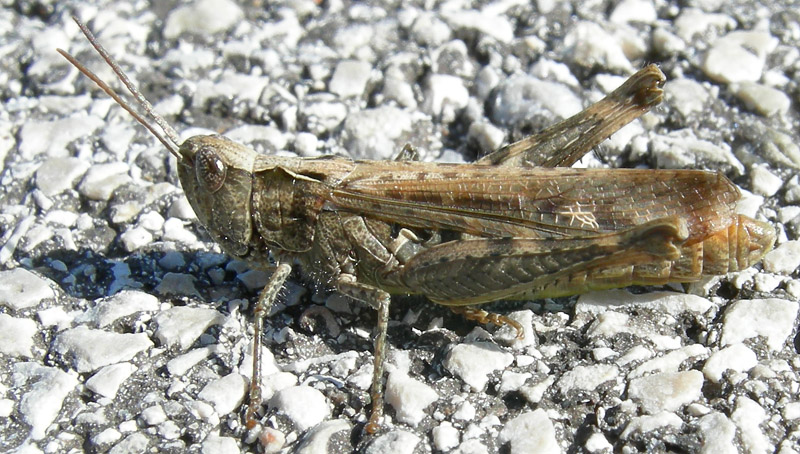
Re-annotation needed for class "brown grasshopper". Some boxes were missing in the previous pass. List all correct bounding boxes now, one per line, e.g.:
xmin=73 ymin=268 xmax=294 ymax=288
xmin=58 ymin=17 xmax=774 ymax=434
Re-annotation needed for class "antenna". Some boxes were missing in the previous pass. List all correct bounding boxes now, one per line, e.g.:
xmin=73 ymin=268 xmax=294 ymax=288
xmin=57 ymin=16 xmax=182 ymax=158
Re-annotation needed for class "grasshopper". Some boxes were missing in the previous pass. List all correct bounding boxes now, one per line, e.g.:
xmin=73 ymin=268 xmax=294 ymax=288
xmin=58 ymin=17 xmax=774 ymax=434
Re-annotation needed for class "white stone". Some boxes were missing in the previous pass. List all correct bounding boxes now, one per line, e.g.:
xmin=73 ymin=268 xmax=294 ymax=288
xmin=702 ymin=344 xmax=757 ymax=383
xmin=576 ymin=290 xmax=713 ymax=316
xmin=557 ymin=364 xmax=619 ymax=394
xmin=85 ymin=362 xmax=137 ymax=399
xmin=92 ymin=427 xmax=122 ymax=446
xmin=563 ymin=21 xmax=633 ymax=72
xmin=258 ymin=426 xmax=286 ymax=453
xmin=627 ymin=371 xmax=704 ymax=414
xmin=610 ymin=0 xmax=657 ymax=24
xmin=198 ymin=373 xmax=247 ymax=416
xmin=385 ymin=371 xmax=438 ymax=426
xmin=364 ymin=430 xmax=420 ymax=454
xmin=697 ymin=412 xmax=737 ymax=454
xmin=17 ymin=115 xmax=105 ymax=159
xmin=432 ymin=421 xmax=460 ymax=451
xmin=167 ymin=346 xmax=216 ymax=376
xmin=0 ymin=313 xmax=37 ymax=357
xmin=154 ymin=306 xmax=226 ymax=351
xmin=269 ymin=385 xmax=330 ymax=431
xmin=164 ymin=0 xmax=244 ymax=39
xmin=120 ymin=226 xmax=153 ymax=252
xmin=490 ymin=75 xmax=583 ymax=125
xmin=674 ymin=8 xmax=735 ymax=43
xmin=294 ymin=419 xmax=349 ymax=454
xmin=53 ymin=326 xmax=153 ymax=373
xmin=721 ymin=298 xmax=798 ymax=351
xmin=78 ymin=162 xmax=132 ymax=201
xmin=763 ymin=241 xmax=800 ymax=275
xmin=732 ymin=82 xmax=791 ymax=117
xmin=665 ymin=78 xmax=710 ymax=118
xmin=703 ymin=31 xmax=778 ymax=84
xmin=140 ymin=405 xmax=167 ymax=425
xmin=424 ymin=74 xmax=469 ymax=121
xmin=329 ymin=60 xmax=372 ymax=98
xmin=749 ymin=164 xmax=784 ymax=196
xmin=0 ymin=268 xmax=55 ymax=310
xmin=83 ymin=290 xmax=159 ymax=328
xmin=621 ymin=412 xmax=683 ymax=438
xmin=731 ymin=397 xmax=771 ymax=454
xmin=443 ymin=342 xmax=514 ymax=390
xmin=342 ymin=106 xmax=413 ymax=160
xmin=630 ymin=344 xmax=708 ymax=378
xmin=201 ymin=434 xmax=240 ymax=454
xmin=441 ymin=9 xmax=514 ymax=43
xmin=35 ymin=157 xmax=90 ymax=197
xmin=498 ymin=409 xmax=560 ymax=454
xmin=13 ymin=362 xmax=79 ymax=440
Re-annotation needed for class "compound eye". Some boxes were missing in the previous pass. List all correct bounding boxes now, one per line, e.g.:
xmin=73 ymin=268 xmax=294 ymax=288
xmin=195 ymin=147 xmax=226 ymax=193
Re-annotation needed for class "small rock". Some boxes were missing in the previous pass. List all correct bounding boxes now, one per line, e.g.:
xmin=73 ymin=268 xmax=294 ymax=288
xmin=563 ymin=21 xmax=633 ymax=72
xmin=85 ymin=362 xmax=138 ymax=399
xmin=120 ymin=226 xmax=153 ymax=252
xmin=294 ymin=419 xmax=349 ymax=454
xmin=610 ymin=0 xmax=657 ymax=24
xmin=630 ymin=345 xmax=708 ymax=378
xmin=17 ymin=115 xmax=105 ymax=159
xmin=441 ymin=9 xmax=513 ymax=43
xmin=443 ymin=342 xmax=513 ymax=390
xmin=35 ymin=157 xmax=90 ymax=196
xmin=269 ymin=385 xmax=330 ymax=431
xmin=432 ymin=421 xmax=460 ymax=451
xmin=702 ymin=344 xmax=757 ymax=383
xmin=154 ymin=272 xmax=200 ymax=297
xmin=731 ymin=397 xmax=771 ymax=454
xmin=201 ymin=434 xmax=240 ymax=454
xmin=697 ymin=412 xmax=737 ymax=454
xmin=423 ymin=74 xmax=469 ymax=121
xmin=140 ymin=405 xmax=168 ymax=426
xmin=762 ymin=241 xmax=800 ymax=275
xmin=167 ymin=346 xmax=216 ymax=376
xmin=78 ymin=162 xmax=132 ymax=201
xmin=621 ymin=412 xmax=683 ymax=439
xmin=490 ymin=75 xmax=582 ymax=127
xmin=498 ymin=409 xmax=560 ymax=454
xmin=164 ymin=0 xmax=244 ymax=39
xmin=82 ymin=290 xmax=159 ymax=328
xmin=749 ymin=164 xmax=783 ymax=196
xmin=732 ymin=82 xmax=791 ymax=117
xmin=665 ymin=78 xmax=710 ymax=118
xmin=385 ymin=371 xmax=439 ymax=426
xmin=721 ymin=298 xmax=798 ymax=351
xmin=198 ymin=373 xmax=247 ymax=416
xmin=153 ymin=306 xmax=226 ymax=351
xmin=557 ymin=364 xmax=619 ymax=394
xmin=364 ymin=430 xmax=421 ymax=454
xmin=329 ymin=60 xmax=373 ymax=98
xmin=13 ymin=362 xmax=79 ymax=440
xmin=53 ymin=326 xmax=153 ymax=372
xmin=703 ymin=31 xmax=778 ymax=84
xmin=627 ymin=370 xmax=704 ymax=414
xmin=341 ymin=106 xmax=413 ymax=160
xmin=0 ymin=268 xmax=55 ymax=311
xmin=0 ymin=313 xmax=38 ymax=357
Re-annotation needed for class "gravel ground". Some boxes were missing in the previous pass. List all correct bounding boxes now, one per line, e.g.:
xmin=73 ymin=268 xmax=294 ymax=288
xmin=1 ymin=0 xmax=799 ymax=453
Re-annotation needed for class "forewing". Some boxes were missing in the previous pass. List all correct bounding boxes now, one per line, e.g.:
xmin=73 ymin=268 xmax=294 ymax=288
xmin=327 ymin=162 xmax=739 ymax=241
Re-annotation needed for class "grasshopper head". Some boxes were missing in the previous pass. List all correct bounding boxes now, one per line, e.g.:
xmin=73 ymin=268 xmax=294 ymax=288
xmin=58 ymin=18 xmax=262 ymax=259
xmin=177 ymin=135 xmax=257 ymax=257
